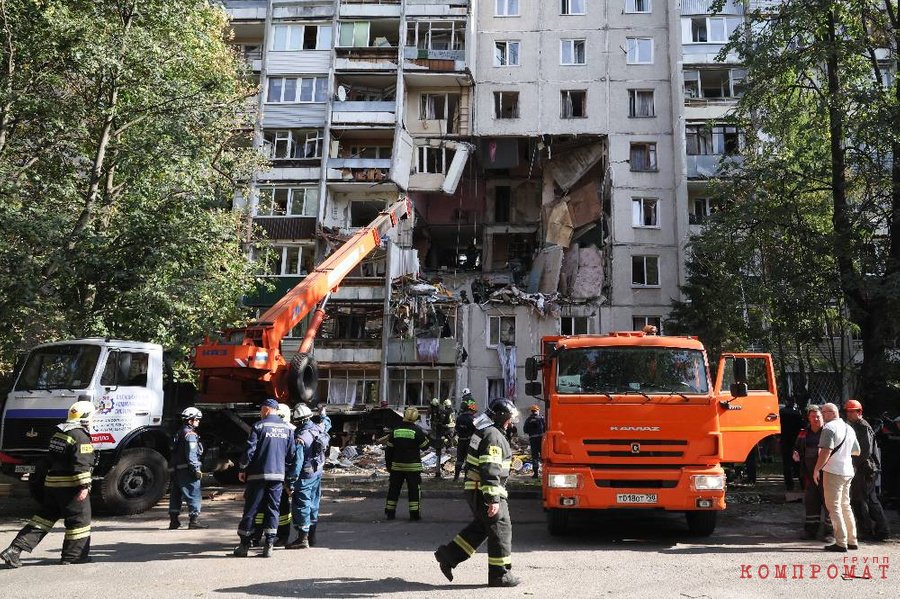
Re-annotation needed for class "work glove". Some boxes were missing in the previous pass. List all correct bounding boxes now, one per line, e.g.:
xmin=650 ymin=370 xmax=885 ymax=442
xmin=195 ymin=470 xmax=203 ymax=480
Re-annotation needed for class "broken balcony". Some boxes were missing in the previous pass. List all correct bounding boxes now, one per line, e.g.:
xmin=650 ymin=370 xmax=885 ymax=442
xmin=403 ymin=18 xmax=467 ymax=73
xmin=327 ymin=131 xmax=394 ymax=185
xmin=332 ymin=74 xmax=397 ymax=127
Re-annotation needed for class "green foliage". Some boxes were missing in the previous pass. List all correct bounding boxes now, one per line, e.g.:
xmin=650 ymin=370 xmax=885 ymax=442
xmin=0 ymin=0 xmax=264 ymax=379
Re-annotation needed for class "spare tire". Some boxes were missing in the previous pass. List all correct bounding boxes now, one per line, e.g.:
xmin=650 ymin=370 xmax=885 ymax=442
xmin=288 ymin=352 xmax=318 ymax=404
xmin=100 ymin=447 xmax=168 ymax=515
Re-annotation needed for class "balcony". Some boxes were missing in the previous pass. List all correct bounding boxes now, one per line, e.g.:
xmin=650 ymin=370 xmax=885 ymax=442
xmin=332 ymin=101 xmax=397 ymax=126
xmin=686 ymin=154 xmax=743 ymax=178
xmin=340 ymin=1 xmax=402 ymax=19
xmin=386 ymin=338 xmax=458 ymax=365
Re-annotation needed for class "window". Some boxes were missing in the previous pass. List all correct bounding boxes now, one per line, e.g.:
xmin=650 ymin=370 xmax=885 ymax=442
xmin=417 ymin=146 xmax=451 ymax=174
xmin=262 ymin=130 xmax=323 ymax=160
xmin=348 ymin=145 xmax=391 ymax=159
xmin=632 ymin=255 xmax=660 ymax=286
xmin=561 ymin=316 xmax=591 ymax=335
xmin=338 ymin=21 xmax=371 ymax=47
xmin=495 ymin=0 xmax=520 ymax=17
xmin=683 ymin=68 xmax=746 ymax=99
xmin=260 ymin=244 xmax=315 ymax=276
xmin=494 ymin=91 xmax=520 ymax=119
xmin=494 ymin=41 xmax=520 ymax=66
xmin=406 ymin=20 xmax=465 ymax=51
xmin=271 ymin=24 xmax=332 ymax=51
xmin=690 ymin=17 xmax=727 ymax=43
xmin=625 ymin=0 xmax=650 ymax=13
xmin=495 ymin=186 xmax=511 ymax=223
xmin=685 ymin=124 xmax=742 ymax=156
xmin=257 ymin=186 xmax=319 ymax=217
xmin=628 ymin=89 xmax=655 ymax=117
xmin=690 ymin=197 xmax=717 ymax=224
xmin=629 ymin=142 xmax=657 ymax=171
xmin=560 ymin=90 xmax=587 ymax=118
xmin=487 ymin=378 xmax=506 ymax=401
xmin=626 ymin=37 xmax=653 ymax=64
xmin=560 ymin=0 xmax=585 ymax=15
xmin=488 ymin=316 xmax=516 ymax=347
xmin=632 ymin=316 xmax=662 ymax=334
xmin=101 ymin=352 xmax=149 ymax=387
xmin=632 ymin=197 xmax=659 ymax=227
xmin=561 ymin=39 xmax=586 ymax=65
xmin=419 ymin=93 xmax=459 ymax=121
xmin=266 ymin=76 xmax=328 ymax=103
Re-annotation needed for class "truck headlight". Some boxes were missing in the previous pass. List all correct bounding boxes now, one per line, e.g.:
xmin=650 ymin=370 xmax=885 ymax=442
xmin=692 ymin=474 xmax=725 ymax=491
xmin=548 ymin=474 xmax=580 ymax=488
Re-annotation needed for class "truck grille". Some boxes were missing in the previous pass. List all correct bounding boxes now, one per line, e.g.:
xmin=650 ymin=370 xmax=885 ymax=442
xmin=594 ymin=479 xmax=678 ymax=489
xmin=1 ymin=419 xmax=59 ymax=452
xmin=583 ymin=439 xmax=687 ymax=458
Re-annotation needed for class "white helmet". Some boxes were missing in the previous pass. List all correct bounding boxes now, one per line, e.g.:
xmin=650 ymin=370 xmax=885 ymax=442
xmin=293 ymin=404 xmax=313 ymax=422
xmin=181 ymin=407 xmax=203 ymax=421
xmin=443 ymin=398 xmax=452 ymax=408
xmin=276 ymin=403 xmax=292 ymax=424
xmin=462 ymin=388 xmax=471 ymax=396
xmin=67 ymin=400 xmax=94 ymax=425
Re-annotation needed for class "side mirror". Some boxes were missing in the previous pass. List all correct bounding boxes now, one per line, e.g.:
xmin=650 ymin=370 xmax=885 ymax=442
xmin=525 ymin=357 xmax=539 ymax=381
xmin=525 ymin=382 xmax=542 ymax=397
xmin=729 ymin=382 xmax=748 ymax=398
xmin=733 ymin=357 xmax=748 ymax=384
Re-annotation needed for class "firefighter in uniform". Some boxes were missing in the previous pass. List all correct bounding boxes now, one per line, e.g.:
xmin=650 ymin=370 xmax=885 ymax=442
xmin=168 ymin=407 xmax=208 ymax=530
xmin=1 ymin=401 xmax=95 ymax=568
xmin=251 ymin=403 xmax=295 ymax=546
xmin=435 ymin=398 xmax=521 ymax=588
xmin=233 ymin=398 xmax=296 ymax=558
xmin=385 ymin=407 xmax=430 ymax=520
xmin=454 ymin=397 xmax=478 ymax=481
xmin=523 ymin=405 xmax=546 ymax=478
xmin=286 ymin=403 xmax=332 ymax=549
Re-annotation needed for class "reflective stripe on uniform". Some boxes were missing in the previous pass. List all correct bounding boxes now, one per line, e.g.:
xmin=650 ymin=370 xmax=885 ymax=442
xmin=27 ymin=516 xmax=55 ymax=531
xmin=279 ymin=514 xmax=291 ymax=526
xmin=478 ymin=454 xmax=503 ymax=465
xmin=409 ymin=502 xmax=420 ymax=510
xmin=463 ymin=481 xmax=479 ymax=491
xmin=45 ymin=472 xmax=92 ymax=487
xmin=390 ymin=462 xmax=423 ymax=472
xmin=480 ymin=484 xmax=508 ymax=498
xmin=393 ymin=429 xmax=416 ymax=440
xmin=254 ymin=513 xmax=264 ymax=524
xmin=64 ymin=525 xmax=91 ymax=540
xmin=488 ymin=555 xmax=512 ymax=566
xmin=245 ymin=473 xmax=285 ymax=482
xmin=465 ymin=454 xmax=480 ymax=467
xmin=453 ymin=534 xmax=476 ymax=556
xmin=386 ymin=500 xmax=398 ymax=509
xmin=52 ymin=433 xmax=76 ymax=445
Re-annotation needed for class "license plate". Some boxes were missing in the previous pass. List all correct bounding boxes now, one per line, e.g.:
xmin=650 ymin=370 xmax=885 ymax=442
xmin=14 ymin=465 xmax=36 ymax=474
xmin=616 ymin=493 xmax=657 ymax=504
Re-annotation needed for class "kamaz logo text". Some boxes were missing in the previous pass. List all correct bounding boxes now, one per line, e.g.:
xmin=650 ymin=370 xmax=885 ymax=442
xmin=610 ymin=426 xmax=660 ymax=432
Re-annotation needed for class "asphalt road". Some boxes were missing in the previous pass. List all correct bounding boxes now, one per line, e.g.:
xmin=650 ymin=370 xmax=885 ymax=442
xmin=0 ymin=484 xmax=898 ymax=599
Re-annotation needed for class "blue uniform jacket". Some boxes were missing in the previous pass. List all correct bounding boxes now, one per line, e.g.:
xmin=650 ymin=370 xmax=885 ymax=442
xmin=240 ymin=414 xmax=297 ymax=482
xmin=288 ymin=414 xmax=332 ymax=482
xmin=170 ymin=424 xmax=202 ymax=474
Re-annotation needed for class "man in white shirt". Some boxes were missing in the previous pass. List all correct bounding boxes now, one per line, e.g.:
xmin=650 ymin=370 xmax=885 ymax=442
xmin=813 ymin=403 xmax=861 ymax=552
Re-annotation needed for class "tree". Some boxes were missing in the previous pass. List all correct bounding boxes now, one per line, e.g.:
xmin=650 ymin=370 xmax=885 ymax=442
xmin=0 ymin=0 xmax=263 ymax=378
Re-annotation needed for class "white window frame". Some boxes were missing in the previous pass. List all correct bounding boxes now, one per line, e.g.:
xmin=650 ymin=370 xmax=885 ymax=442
xmin=493 ymin=40 xmax=520 ymax=67
xmin=263 ymin=129 xmax=324 ymax=160
xmin=271 ymin=23 xmax=332 ymax=51
xmin=560 ymin=315 xmax=591 ymax=335
xmin=632 ymin=315 xmax=662 ymax=333
xmin=338 ymin=21 xmax=371 ymax=48
xmin=625 ymin=0 xmax=651 ymax=14
xmin=560 ymin=90 xmax=587 ymax=119
xmin=632 ymin=197 xmax=659 ymax=228
xmin=256 ymin=186 xmax=319 ymax=218
xmin=626 ymin=37 xmax=653 ymax=64
xmin=349 ymin=145 xmax=392 ymax=160
xmin=494 ymin=91 xmax=520 ymax=119
xmin=416 ymin=146 xmax=450 ymax=174
xmin=560 ymin=39 xmax=586 ymax=65
xmin=419 ymin=93 xmax=459 ymax=120
xmin=632 ymin=255 xmax=660 ymax=287
xmin=488 ymin=315 xmax=516 ymax=347
xmin=266 ymin=76 xmax=328 ymax=103
xmin=628 ymin=89 xmax=655 ymax=118
xmin=260 ymin=243 xmax=316 ymax=277
xmin=560 ymin=0 xmax=586 ymax=15
xmin=406 ymin=20 xmax=465 ymax=51
xmin=630 ymin=142 xmax=658 ymax=172
xmin=495 ymin=0 xmax=520 ymax=17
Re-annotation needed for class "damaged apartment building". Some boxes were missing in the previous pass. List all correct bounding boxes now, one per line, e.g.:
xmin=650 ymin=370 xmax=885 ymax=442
xmin=222 ymin=0 xmax=689 ymax=414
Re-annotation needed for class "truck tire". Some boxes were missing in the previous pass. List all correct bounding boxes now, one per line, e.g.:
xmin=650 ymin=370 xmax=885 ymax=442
xmin=547 ymin=508 xmax=570 ymax=536
xmin=100 ymin=448 xmax=169 ymax=515
xmin=288 ymin=352 xmax=318 ymax=404
xmin=686 ymin=510 xmax=717 ymax=536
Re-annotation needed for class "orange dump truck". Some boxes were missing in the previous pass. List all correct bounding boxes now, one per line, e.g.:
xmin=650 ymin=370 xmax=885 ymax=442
xmin=523 ymin=332 xmax=780 ymax=536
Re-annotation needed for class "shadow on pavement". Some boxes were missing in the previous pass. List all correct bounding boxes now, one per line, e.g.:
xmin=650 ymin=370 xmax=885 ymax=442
xmin=215 ymin=577 xmax=482 ymax=597
xmin=88 ymin=540 xmax=235 ymax=562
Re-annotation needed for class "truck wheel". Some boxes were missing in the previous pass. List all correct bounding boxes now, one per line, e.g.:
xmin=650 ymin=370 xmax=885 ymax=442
xmin=686 ymin=510 xmax=717 ymax=536
xmin=100 ymin=448 xmax=169 ymax=515
xmin=27 ymin=462 xmax=48 ymax=504
xmin=288 ymin=352 xmax=318 ymax=404
xmin=547 ymin=508 xmax=569 ymax=536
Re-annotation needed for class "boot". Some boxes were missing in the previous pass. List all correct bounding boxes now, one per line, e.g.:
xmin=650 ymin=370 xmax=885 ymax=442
xmin=307 ymin=524 xmax=317 ymax=547
xmin=385 ymin=510 xmax=396 ymax=521
xmin=489 ymin=572 xmax=521 ymax=587
xmin=231 ymin=541 xmax=250 ymax=557
xmin=0 ymin=546 xmax=22 ymax=569
xmin=261 ymin=542 xmax=274 ymax=558
xmin=285 ymin=531 xmax=309 ymax=549
xmin=410 ymin=511 xmax=421 ymax=521
xmin=168 ymin=514 xmax=181 ymax=530
xmin=188 ymin=515 xmax=209 ymax=529
xmin=434 ymin=550 xmax=453 ymax=582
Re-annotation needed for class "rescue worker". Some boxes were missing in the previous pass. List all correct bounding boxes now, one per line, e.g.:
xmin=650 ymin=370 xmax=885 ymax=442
xmin=250 ymin=403 xmax=295 ymax=546
xmin=792 ymin=405 xmax=832 ymax=540
xmin=780 ymin=397 xmax=803 ymax=491
xmin=429 ymin=398 xmax=446 ymax=478
xmin=168 ymin=407 xmax=208 ymax=530
xmin=434 ymin=398 xmax=520 ymax=588
xmin=523 ymin=405 xmax=546 ymax=478
xmin=385 ymin=407 xmax=430 ymax=520
xmin=285 ymin=403 xmax=332 ymax=549
xmin=454 ymin=399 xmax=478 ymax=481
xmin=233 ymin=398 xmax=296 ymax=558
xmin=1 ymin=401 xmax=95 ymax=568
xmin=846 ymin=399 xmax=891 ymax=541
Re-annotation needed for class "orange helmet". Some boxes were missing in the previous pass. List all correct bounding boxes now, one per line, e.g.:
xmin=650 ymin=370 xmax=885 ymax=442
xmin=530 ymin=405 xmax=540 ymax=413
xmin=845 ymin=399 xmax=863 ymax=413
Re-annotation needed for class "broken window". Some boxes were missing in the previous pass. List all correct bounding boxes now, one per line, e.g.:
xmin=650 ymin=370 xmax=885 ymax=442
xmin=560 ymin=39 xmax=586 ymax=65
xmin=632 ymin=197 xmax=659 ymax=228
xmin=419 ymin=93 xmax=460 ymax=129
xmin=263 ymin=129 xmax=324 ymax=160
xmin=320 ymin=306 xmax=383 ymax=341
xmin=348 ymin=145 xmax=391 ymax=159
xmin=561 ymin=316 xmax=591 ymax=335
xmin=683 ymin=68 xmax=746 ymax=100
xmin=257 ymin=186 xmax=319 ymax=217
xmin=406 ymin=20 xmax=466 ymax=51
xmin=560 ymin=90 xmax=587 ymax=118
xmin=495 ymin=186 xmax=511 ymax=223
xmin=633 ymin=315 xmax=662 ymax=333
xmin=258 ymin=244 xmax=315 ymax=276
xmin=350 ymin=200 xmax=386 ymax=227
xmin=417 ymin=146 xmax=451 ymax=174
xmin=690 ymin=197 xmax=718 ymax=224
xmin=488 ymin=316 xmax=516 ymax=347
xmin=494 ymin=91 xmax=520 ymax=118
xmin=494 ymin=40 xmax=520 ymax=66
xmin=629 ymin=142 xmax=657 ymax=171
xmin=632 ymin=255 xmax=660 ymax=287
xmin=271 ymin=24 xmax=332 ymax=51
xmin=388 ymin=368 xmax=455 ymax=407
xmin=487 ymin=377 xmax=506 ymax=401
xmin=628 ymin=89 xmax=655 ymax=117
xmin=626 ymin=37 xmax=653 ymax=64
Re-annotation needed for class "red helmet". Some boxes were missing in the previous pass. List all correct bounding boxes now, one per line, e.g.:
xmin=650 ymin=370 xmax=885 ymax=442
xmin=844 ymin=399 xmax=863 ymax=413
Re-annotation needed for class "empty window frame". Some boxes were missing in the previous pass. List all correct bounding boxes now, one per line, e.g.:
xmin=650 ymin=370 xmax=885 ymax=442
xmin=419 ymin=93 xmax=460 ymax=122
xmin=389 ymin=368 xmax=455 ymax=407
xmin=406 ymin=20 xmax=466 ymax=51
xmin=495 ymin=0 xmax=520 ymax=17
xmin=560 ymin=90 xmax=587 ymax=118
xmin=495 ymin=186 xmax=511 ymax=223
xmin=629 ymin=142 xmax=658 ymax=171
xmin=626 ymin=37 xmax=653 ymax=64
xmin=685 ymin=124 xmax=742 ymax=155
xmin=632 ymin=197 xmax=659 ymax=227
xmin=271 ymin=23 xmax=332 ymax=51
xmin=628 ymin=89 xmax=655 ymax=117
xmin=625 ymin=0 xmax=651 ymax=13
xmin=256 ymin=186 xmax=319 ymax=217
xmin=683 ymin=68 xmax=746 ymax=99
xmin=416 ymin=146 xmax=451 ymax=174
xmin=348 ymin=145 xmax=392 ymax=159
xmin=494 ymin=91 xmax=520 ymax=118
xmin=632 ymin=255 xmax=660 ymax=286
xmin=690 ymin=197 xmax=717 ymax=224
xmin=560 ymin=315 xmax=591 ymax=335
xmin=561 ymin=39 xmax=586 ymax=65
xmin=266 ymin=76 xmax=328 ymax=103
xmin=560 ymin=0 xmax=586 ymax=15
xmin=263 ymin=130 xmax=324 ymax=160
xmin=632 ymin=315 xmax=662 ymax=333
xmin=260 ymin=244 xmax=316 ymax=276
xmin=488 ymin=315 xmax=516 ymax=347
xmin=494 ymin=40 xmax=520 ymax=66
xmin=690 ymin=17 xmax=727 ymax=43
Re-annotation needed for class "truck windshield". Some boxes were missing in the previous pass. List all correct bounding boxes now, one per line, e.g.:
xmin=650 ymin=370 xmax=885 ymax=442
xmin=14 ymin=345 xmax=102 ymax=391
xmin=556 ymin=347 xmax=709 ymax=395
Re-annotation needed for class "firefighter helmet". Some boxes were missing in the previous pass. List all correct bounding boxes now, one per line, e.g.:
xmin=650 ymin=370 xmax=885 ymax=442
xmin=844 ymin=399 xmax=863 ymax=413
xmin=67 ymin=400 xmax=95 ymax=425
xmin=181 ymin=407 xmax=203 ymax=421
xmin=487 ymin=398 xmax=518 ymax=425
xmin=530 ymin=404 xmax=540 ymax=413
xmin=276 ymin=403 xmax=292 ymax=424
xmin=431 ymin=398 xmax=440 ymax=406
xmin=403 ymin=407 xmax=420 ymax=423
xmin=293 ymin=404 xmax=313 ymax=422
xmin=443 ymin=398 xmax=452 ymax=408
xmin=466 ymin=400 xmax=477 ymax=412
xmin=462 ymin=388 xmax=472 ymax=396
